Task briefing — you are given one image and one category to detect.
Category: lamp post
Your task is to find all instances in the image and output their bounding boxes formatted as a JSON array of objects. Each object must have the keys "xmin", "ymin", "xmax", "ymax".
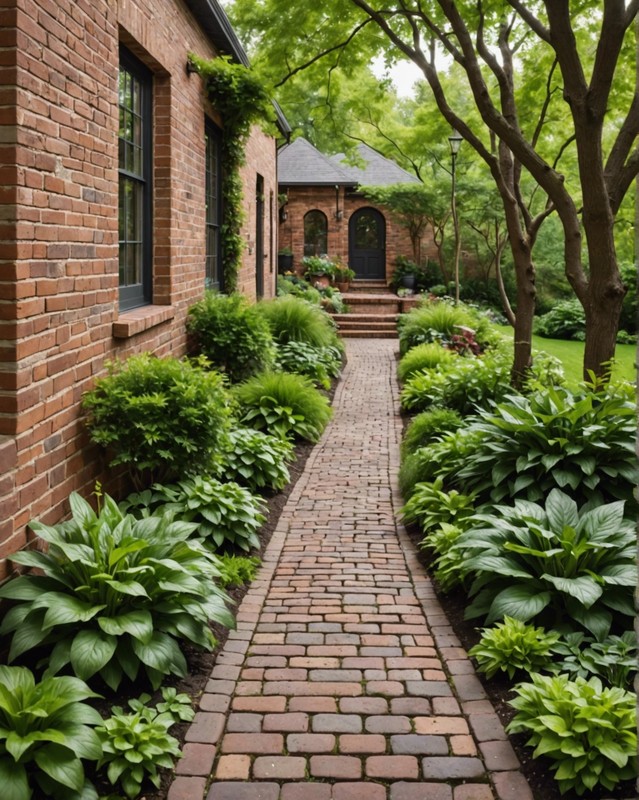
[{"xmin": 448, "ymin": 130, "xmax": 463, "ymax": 305}]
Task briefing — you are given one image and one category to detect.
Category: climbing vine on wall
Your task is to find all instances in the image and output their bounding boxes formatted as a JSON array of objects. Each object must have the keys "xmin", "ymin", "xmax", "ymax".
[{"xmin": 189, "ymin": 54, "xmax": 271, "ymax": 291}]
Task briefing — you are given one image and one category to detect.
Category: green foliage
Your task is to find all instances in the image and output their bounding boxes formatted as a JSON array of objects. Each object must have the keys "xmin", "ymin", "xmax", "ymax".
[
  {"xmin": 275, "ymin": 340, "xmax": 342, "ymax": 389},
  {"xmin": 301, "ymin": 255, "xmax": 337, "ymax": 280},
  {"xmin": 426, "ymin": 523, "xmax": 467, "ymax": 593},
  {"xmin": 400, "ymin": 350, "xmax": 512, "ymax": 416},
  {"xmin": 0, "ymin": 666, "xmax": 102, "ymax": 800},
  {"xmin": 402, "ymin": 477, "xmax": 476, "ymax": 536},
  {"xmin": 277, "ymin": 274, "xmax": 322, "ymax": 305},
  {"xmin": 456, "ymin": 382, "xmax": 638, "ymax": 506},
  {"xmin": 397, "ymin": 342, "xmax": 457, "ymax": 383},
  {"xmin": 215, "ymin": 426, "xmax": 293, "ymax": 491},
  {"xmin": 257, "ymin": 294, "xmax": 341, "ymax": 349},
  {"xmin": 535, "ymin": 298, "xmax": 586, "ymax": 340},
  {"xmin": 124, "ymin": 477, "xmax": 265, "ymax": 553},
  {"xmin": 217, "ymin": 554, "xmax": 261, "ymax": 589},
  {"xmin": 401, "ymin": 408, "xmax": 463, "ymax": 457},
  {"xmin": 550, "ymin": 631, "xmax": 637, "ymax": 690},
  {"xmin": 458, "ymin": 489, "xmax": 636, "ymax": 639},
  {"xmin": 507, "ymin": 673, "xmax": 637, "ymax": 796},
  {"xmin": 187, "ymin": 292, "xmax": 275, "ymax": 383},
  {"xmin": 82, "ymin": 354, "xmax": 230, "ymax": 486},
  {"xmin": 0, "ymin": 492, "xmax": 233, "ymax": 690},
  {"xmin": 234, "ymin": 371, "xmax": 332, "ymax": 442},
  {"xmin": 189, "ymin": 54, "xmax": 271, "ymax": 289},
  {"xmin": 469, "ymin": 617, "xmax": 559, "ymax": 680},
  {"xmin": 96, "ymin": 688, "xmax": 193, "ymax": 799},
  {"xmin": 618, "ymin": 261, "xmax": 637, "ymax": 335},
  {"xmin": 398, "ymin": 299, "xmax": 498, "ymax": 355}
]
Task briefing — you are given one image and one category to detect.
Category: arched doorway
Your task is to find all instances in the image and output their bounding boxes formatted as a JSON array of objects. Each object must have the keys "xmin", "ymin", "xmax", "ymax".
[{"xmin": 349, "ymin": 207, "xmax": 386, "ymax": 280}]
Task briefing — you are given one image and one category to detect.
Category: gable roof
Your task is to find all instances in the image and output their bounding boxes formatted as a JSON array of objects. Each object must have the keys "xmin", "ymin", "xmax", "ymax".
[
  {"xmin": 278, "ymin": 138, "xmax": 419, "ymax": 187},
  {"xmin": 329, "ymin": 143, "xmax": 419, "ymax": 185}
]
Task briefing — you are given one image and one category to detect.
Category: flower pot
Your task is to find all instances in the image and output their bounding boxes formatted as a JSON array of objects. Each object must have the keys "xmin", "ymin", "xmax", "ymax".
[
  {"xmin": 335, "ymin": 281, "xmax": 350, "ymax": 293},
  {"xmin": 278, "ymin": 253, "xmax": 294, "ymax": 273},
  {"xmin": 400, "ymin": 274, "xmax": 417, "ymax": 290}
]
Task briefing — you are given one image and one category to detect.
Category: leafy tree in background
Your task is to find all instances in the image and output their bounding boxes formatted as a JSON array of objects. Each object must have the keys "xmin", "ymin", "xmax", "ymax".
[{"xmin": 227, "ymin": 0, "xmax": 638, "ymax": 383}]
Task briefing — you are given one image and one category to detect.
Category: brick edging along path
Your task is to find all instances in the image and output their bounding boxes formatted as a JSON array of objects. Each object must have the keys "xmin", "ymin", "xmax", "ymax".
[{"xmin": 168, "ymin": 339, "xmax": 534, "ymax": 800}]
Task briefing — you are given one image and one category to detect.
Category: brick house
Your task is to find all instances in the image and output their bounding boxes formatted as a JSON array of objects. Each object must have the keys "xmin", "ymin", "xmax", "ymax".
[
  {"xmin": 0, "ymin": 0, "xmax": 288, "ymax": 575},
  {"xmin": 278, "ymin": 137, "xmax": 434, "ymax": 282}
]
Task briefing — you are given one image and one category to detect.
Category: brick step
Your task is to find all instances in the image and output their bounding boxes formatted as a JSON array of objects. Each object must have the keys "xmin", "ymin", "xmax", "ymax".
[
  {"xmin": 332, "ymin": 313, "xmax": 399, "ymax": 323},
  {"xmin": 337, "ymin": 322, "xmax": 397, "ymax": 333},
  {"xmin": 348, "ymin": 280, "xmax": 389, "ymax": 294},
  {"xmin": 339, "ymin": 329, "xmax": 398, "ymax": 338}
]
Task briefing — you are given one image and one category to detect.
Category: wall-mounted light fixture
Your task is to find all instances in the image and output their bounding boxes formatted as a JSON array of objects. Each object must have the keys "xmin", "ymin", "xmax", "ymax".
[
  {"xmin": 334, "ymin": 185, "xmax": 343, "ymax": 221},
  {"xmin": 279, "ymin": 191, "xmax": 289, "ymax": 223},
  {"xmin": 186, "ymin": 57, "xmax": 198, "ymax": 76}
]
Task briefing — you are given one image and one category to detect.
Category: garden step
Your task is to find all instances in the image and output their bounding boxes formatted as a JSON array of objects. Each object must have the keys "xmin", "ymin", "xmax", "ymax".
[
  {"xmin": 332, "ymin": 313, "xmax": 400, "ymax": 323},
  {"xmin": 348, "ymin": 280, "xmax": 389, "ymax": 293},
  {"xmin": 338, "ymin": 328, "xmax": 398, "ymax": 338}
]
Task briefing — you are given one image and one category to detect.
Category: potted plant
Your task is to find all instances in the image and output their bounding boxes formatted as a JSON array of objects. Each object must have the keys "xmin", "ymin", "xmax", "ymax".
[
  {"xmin": 334, "ymin": 265, "xmax": 356, "ymax": 292},
  {"xmin": 390, "ymin": 256, "xmax": 419, "ymax": 293},
  {"xmin": 301, "ymin": 255, "xmax": 337, "ymax": 288},
  {"xmin": 278, "ymin": 247, "xmax": 294, "ymax": 274}
]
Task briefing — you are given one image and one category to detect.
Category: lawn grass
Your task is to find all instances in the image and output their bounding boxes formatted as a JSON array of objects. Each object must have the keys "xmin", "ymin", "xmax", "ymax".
[{"xmin": 495, "ymin": 325, "xmax": 637, "ymax": 386}]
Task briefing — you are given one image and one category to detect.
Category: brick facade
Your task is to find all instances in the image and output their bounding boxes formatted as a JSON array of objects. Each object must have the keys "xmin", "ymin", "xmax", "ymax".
[
  {"xmin": 278, "ymin": 185, "xmax": 437, "ymax": 282},
  {"xmin": 0, "ymin": 0, "xmax": 279, "ymax": 576}
]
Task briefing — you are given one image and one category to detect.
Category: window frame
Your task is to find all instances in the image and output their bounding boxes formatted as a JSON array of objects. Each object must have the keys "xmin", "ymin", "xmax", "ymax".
[
  {"xmin": 118, "ymin": 46, "xmax": 153, "ymax": 311},
  {"xmin": 204, "ymin": 119, "xmax": 223, "ymax": 291},
  {"xmin": 303, "ymin": 209, "xmax": 328, "ymax": 257}
]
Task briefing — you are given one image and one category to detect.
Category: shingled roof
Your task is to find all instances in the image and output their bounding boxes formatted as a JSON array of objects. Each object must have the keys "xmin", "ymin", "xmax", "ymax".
[{"xmin": 278, "ymin": 138, "xmax": 419, "ymax": 187}]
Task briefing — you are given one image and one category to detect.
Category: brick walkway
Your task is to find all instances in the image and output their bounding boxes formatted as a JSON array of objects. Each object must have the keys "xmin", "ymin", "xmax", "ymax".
[{"xmin": 168, "ymin": 339, "xmax": 534, "ymax": 800}]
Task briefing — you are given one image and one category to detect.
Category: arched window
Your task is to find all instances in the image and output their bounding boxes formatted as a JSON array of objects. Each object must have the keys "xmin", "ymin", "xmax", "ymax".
[{"xmin": 304, "ymin": 210, "xmax": 328, "ymax": 256}]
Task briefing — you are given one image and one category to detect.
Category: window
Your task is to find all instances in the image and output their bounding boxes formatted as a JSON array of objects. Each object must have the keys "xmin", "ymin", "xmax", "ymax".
[
  {"xmin": 205, "ymin": 121, "xmax": 222, "ymax": 290},
  {"xmin": 304, "ymin": 210, "xmax": 328, "ymax": 256},
  {"xmin": 118, "ymin": 48, "xmax": 152, "ymax": 311}
]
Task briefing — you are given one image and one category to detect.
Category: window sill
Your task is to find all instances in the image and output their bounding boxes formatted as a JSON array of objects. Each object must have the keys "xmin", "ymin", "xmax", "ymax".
[{"xmin": 112, "ymin": 305, "xmax": 175, "ymax": 339}]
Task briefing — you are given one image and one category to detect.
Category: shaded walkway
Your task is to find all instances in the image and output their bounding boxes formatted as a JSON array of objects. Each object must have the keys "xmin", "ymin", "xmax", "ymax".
[{"xmin": 169, "ymin": 339, "xmax": 533, "ymax": 800}]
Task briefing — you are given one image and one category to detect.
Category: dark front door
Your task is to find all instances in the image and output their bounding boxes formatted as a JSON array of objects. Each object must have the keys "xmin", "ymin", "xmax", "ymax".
[
  {"xmin": 255, "ymin": 174, "xmax": 264, "ymax": 298},
  {"xmin": 349, "ymin": 207, "xmax": 386, "ymax": 280}
]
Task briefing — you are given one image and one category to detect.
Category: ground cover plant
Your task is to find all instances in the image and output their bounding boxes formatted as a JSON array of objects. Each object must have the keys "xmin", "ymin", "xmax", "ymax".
[
  {"xmin": 82, "ymin": 354, "xmax": 230, "ymax": 486},
  {"xmin": 400, "ymin": 408, "xmax": 463, "ymax": 458},
  {"xmin": 469, "ymin": 617, "xmax": 559, "ymax": 680},
  {"xmin": 0, "ymin": 492, "xmax": 233, "ymax": 690},
  {"xmin": 215, "ymin": 426, "xmax": 294, "ymax": 492},
  {"xmin": 275, "ymin": 340, "xmax": 342, "ymax": 389},
  {"xmin": 186, "ymin": 292, "xmax": 275, "ymax": 383},
  {"xmin": 123, "ymin": 476, "xmax": 265, "ymax": 553},
  {"xmin": 397, "ymin": 341, "xmax": 457, "ymax": 383},
  {"xmin": 257, "ymin": 293, "xmax": 342, "ymax": 350},
  {"xmin": 397, "ymin": 297, "xmax": 498, "ymax": 355},
  {"xmin": 234, "ymin": 370, "xmax": 332, "ymax": 442}
]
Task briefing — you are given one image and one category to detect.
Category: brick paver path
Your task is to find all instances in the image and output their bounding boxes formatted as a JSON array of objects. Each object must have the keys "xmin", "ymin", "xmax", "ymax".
[{"xmin": 169, "ymin": 339, "xmax": 534, "ymax": 800}]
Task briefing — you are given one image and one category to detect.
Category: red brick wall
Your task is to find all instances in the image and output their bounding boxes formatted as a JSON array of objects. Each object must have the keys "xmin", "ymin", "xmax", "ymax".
[
  {"xmin": 0, "ymin": 0, "xmax": 278, "ymax": 576},
  {"xmin": 278, "ymin": 185, "xmax": 438, "ymax": 281}
]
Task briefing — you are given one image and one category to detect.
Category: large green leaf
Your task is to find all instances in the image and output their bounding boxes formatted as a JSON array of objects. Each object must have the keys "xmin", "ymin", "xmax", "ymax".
[
  {"xmin": 485, "ymin": 585, "xmax": 551, "ymax": 624},
  {"xmin": 104, "ymin": 579, "xmax": 149, "ymax": 597},
  {"xmin": 53, "ymin": 724, "xmax": 103, "ymax": 761},
  {"xmin": 131, "ymin": 632, "xmax": 184, "ymax": 673},
  {"xmin": 0, "ymin": 758, "xmax": 29, "ymax": 800},
  {"xmin": 70, "ymin": 630, "xmax": 117, "ymax": 680},
  {"xmin": 39, "ymin": 594, "xmax": 105, "ymax": 630},
  {"xmin": 68, "ymin": 492, "xmax": 97, "ymax": 531},
  {"xmin": 98, "ymin": 611, "xmax": 153, "ymax": 643},
  {"xmin": 542, "ymin": 574, "xmax": 603, "ymax": 608},
  {"xmin": 8, "ymin": 616, "xmax": 50, "ymax": 661},
  {"xmin": 545, "ymin": 489, "xmax": 579, "ymax": 532},
  {"xmin": 34, "ymin": 743, "xmax": 84, "ymax": 790}
]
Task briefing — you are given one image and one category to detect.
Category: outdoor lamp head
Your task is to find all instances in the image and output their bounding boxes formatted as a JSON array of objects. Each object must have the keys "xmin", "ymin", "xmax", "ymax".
[{"xmin": 448, "ymin": 130, "xmax": 463, "ymax": 156}]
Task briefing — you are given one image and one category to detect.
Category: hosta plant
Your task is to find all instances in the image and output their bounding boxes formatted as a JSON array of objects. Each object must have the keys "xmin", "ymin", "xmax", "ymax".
[
  {"xmin": 469, "ymin": 616, "xmax": 559, "ymax": 680},
  {"xmin": 423, "ymin": 523, "xmax": 467, "ymax": 593},
  {"xmin": 507, "ymin": 673, "xmax": 637, "ymax": 796},
  {"xmin": 124, "ymin": 476, "xmax": 265, "ymax": 552},
  {"xmin": 215, "ymin": 426, "xmax": 293, "ymax": 492},
  {"xmin": 0, "ymin": 492, "xmax": 233, "ymax": 690},
  {"xmin": 550, "ymin": 631, "xmax": 637, "ymax": 690},
  {"xmin": 96, "ymin": 688, "xmax": 193, "ymax": 799},
  {"xmin": 234, "ymin": 371, "xmax": 332, "ymax": 442},
  {"xmin": 402, "ymin": 477, "xmax": 476, "ymax": 537},
  {"xmin": 458, "ymin": 489, "xmax": 636, "ymax": 639},
  {"xmin": 456, "ymin": 382, "xmax": 638, "ymax": 506},
  {"xmin": 275, "ymin": 340, "xmax": 342, "ymax": 389},
  {"xmin": 0, "ymin": 666, "xmax": 102, "ymax": 800}
]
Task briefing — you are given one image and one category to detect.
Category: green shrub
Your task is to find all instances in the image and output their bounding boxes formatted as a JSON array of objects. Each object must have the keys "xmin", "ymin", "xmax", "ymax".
[
  {"xmin": 400, "ymin": 350, "xmax": 512, "ymax": 416},
  {"xmin": 123, "ymin": 476, "xmax": 265, "ymax": 553},
  {"xmin": 82, "ymin": 354, "xmax": 231, "ymax": 485},
  {"xmin": 458, "ymin": 489, "xmax": 636, "ymax": 639},
  {"xmin": 215, "ymin": 426, "xmax": 293, "ymax": 492},
  {"xmin": 469, "ymin": 617, "xmax": 559, "ymax": 680},
  {"xmin": 550, "ymin": 631, "xmax": 637, "ymax": 690},
  {"xmin": 186, "ymin": 292, "xmax": 275, "ymax": 383},
  {"xmin": 257, "ymin": 294, "xmax": 341, "ymax": 349},
  {"xmin": 402, "ymin": 477, "xmax": 476, "ymax": 536},
  {"xmin": 401, "ymin": 408, "xmax": 463, "ymax": 457},
  {"xmin": 275, "ymin": 340, "xmax": 342, "ymax": 389},
  {"xmin": 398, "ymin": 298, "xmax": 498, "ymax": 355},
  {"xmin": 535, "ymin": 298, "xmax": 586, "ymax": 340},
  {"xmin": 507, "ymin": 673, "xmax": 637, "ymax": 795},
  {"xmin": 397, "ymin": 343, "xmax": 457, "ymax": 383},
  {"xmin": 217, "ymin": 554, "xmax": 261, "ymax": 588},
  {"xmin": 456, "ymin": 382, "xmax": 638, "ymax": 506},
  {"xmin": 0, "ymin": 666, "xmax": 102, "ymax": 800},
  {"xmin": 234, "ymin": 371, "xmax": 332, "ymax": 442},
  {"xmin": 277, "ymin": 275, "xmax": 322, "ymax": 305},
  {"xmin": 96, "ymin": 689, "xmax": 193, "ymax": 799},
  {"xmin": 0, "ymin": 492, "xmax": 233, "ymax": 690},
  {"xmin": 422, "ymin": 522, "xmax": 467, "ymax": 593}
]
